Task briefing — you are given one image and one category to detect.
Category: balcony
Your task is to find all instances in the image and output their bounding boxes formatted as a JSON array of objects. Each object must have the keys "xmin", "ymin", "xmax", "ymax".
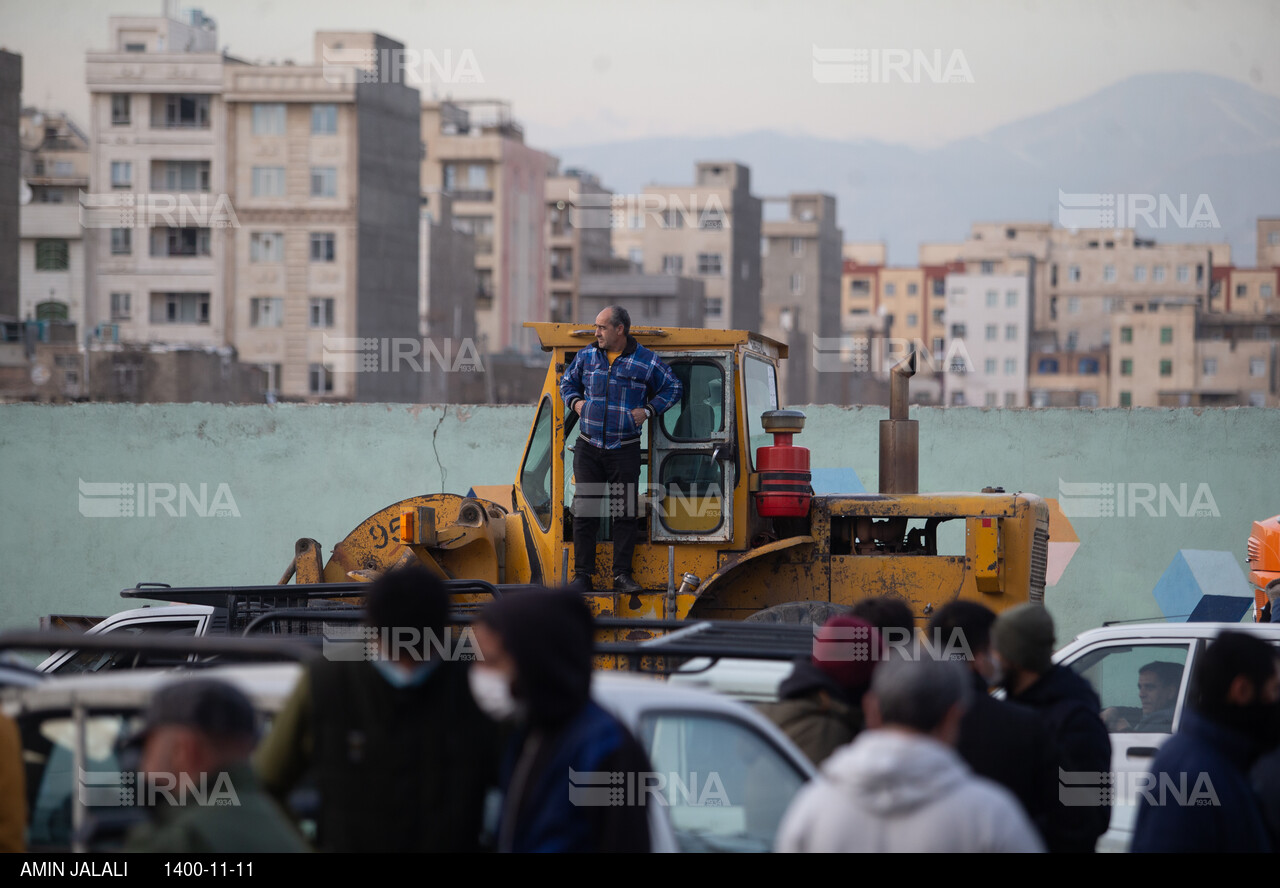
[{"xmin": 452, "ymin": 189, "xmax": 494, "ymax": 203}]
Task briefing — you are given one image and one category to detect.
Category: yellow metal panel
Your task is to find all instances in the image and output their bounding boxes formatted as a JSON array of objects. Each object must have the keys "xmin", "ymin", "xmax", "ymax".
[{"xmin": 972, "ymin": 517, "xmax": 1002, "ymax": 593}]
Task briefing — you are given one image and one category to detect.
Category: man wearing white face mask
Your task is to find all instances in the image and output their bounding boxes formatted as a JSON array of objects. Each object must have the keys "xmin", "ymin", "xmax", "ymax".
[
  {"xmin": 472, "ymin": 588, "xmax": 652, "ymax": 853},
  {"xmin": 255, "ymin": 566, "xmax": 501, "ymax": 852}
]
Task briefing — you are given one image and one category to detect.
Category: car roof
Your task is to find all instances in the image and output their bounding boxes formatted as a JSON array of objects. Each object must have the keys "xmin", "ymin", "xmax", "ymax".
[{"xmin": 1056, "ymin": 621, "xmax": 1280, "ymax": 655}]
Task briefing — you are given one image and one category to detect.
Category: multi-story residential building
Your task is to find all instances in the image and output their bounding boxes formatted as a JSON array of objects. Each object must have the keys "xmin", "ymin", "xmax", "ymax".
[
  {"xmin": 223, "ymin": 31, "xmax": 420, "ymax": 401},
  {"xmin": 1258, "ymin": 218, "xmax": 1280, "ymax": 269},
  {"xmin": 18, "ymin": 110, "xmax": 90, "ymax": 331},
  {"xmin": 85, "ymin": 7, "xmax": 227, "ymax": 351},
  {"xmin": 942, "ymin": 274, "xmax": 1030, "ymax": 407},
  {"xmin": 421, "ymin": 100, "xmax": 554, "ymax": 354},
  {"xmin": 761, "ymin": 193, "xmax": 842, "ymax": 404},
  {"xmin": 546, "ymin": 168, "xmax": 612, "ymax": 324},
  {"xmin": 419, "ymin": 189, "xmax": 478, "ymax": 403},
  {"xmin": 578, "ymin": 269, "xmax": 706, "ymax": 330},
  {"xmin": 0, "ymin": 51, "xmax": 20, "ymax": 320},
  {"xmin": 639, "ymin": 161, "xmax": 762, "ymax": 331}
]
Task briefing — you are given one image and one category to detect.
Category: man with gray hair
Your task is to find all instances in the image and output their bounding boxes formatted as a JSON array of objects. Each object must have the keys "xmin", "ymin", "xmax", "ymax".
[{"xmin": 775, "ymin": 657, "xmax": 1044, "ymax": 852}]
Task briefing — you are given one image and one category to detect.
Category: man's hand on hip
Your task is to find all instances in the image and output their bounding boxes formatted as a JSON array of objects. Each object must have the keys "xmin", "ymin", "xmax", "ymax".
[
  {"xmin": 630, "ymin": 407, "xmax": 647, "ymax": 426},
  {"xmin": 573, "ymin": 401, "xmax": 583, "ymax": 415}
]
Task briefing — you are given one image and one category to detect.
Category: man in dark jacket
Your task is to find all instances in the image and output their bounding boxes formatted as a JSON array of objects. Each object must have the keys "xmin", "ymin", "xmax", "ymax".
[
  {"xmin": 992, "ymin": 603, "xmax": 1112, "ymax": 853},
  {"xmin": 1131, "ymin": 631, "xmax": 1278, "ymax": 853},
  {"xmin": 757, "ymin": 616, "xmax": 878, "ymax": 765},
  {"xmin": 126, "ymin": 679, "xmax": 309, "ymax": 853},
  {"xmin": 472, "ymin": 588, "xmax": 652, "ymax": 852},
  {"xmin": 560, "ymin": 306, "xmax": 681, "ymax": 596},
  {"xmin": 255, "ymin": 566, "xmax": 501, "ymax": 852},
  {"xmin": 927, "ymin": 601, "xmax": 1058, "ymax": 847}
]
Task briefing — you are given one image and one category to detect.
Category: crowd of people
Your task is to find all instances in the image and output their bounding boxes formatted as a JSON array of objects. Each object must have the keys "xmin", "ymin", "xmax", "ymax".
[{"xmin": 4, "ymin": 566, "xmax": 1278, "ymax": 854}]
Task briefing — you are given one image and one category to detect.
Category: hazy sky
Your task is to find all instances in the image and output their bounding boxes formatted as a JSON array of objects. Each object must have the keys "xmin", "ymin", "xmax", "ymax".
[{"xmin": 2, "ymin": 0, "xmax": 1277, "ymax": 149}]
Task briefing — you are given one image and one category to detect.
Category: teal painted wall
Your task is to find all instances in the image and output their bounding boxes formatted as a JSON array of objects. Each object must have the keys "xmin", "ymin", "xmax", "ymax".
[{"xmin": 2, "ymin": 404, "xmax": 1276, "ymax": 646}]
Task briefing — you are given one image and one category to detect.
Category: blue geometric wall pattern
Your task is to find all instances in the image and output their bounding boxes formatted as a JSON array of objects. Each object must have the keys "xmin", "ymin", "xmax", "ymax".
[{"xmin": 1152, "ymin": 549, "xmax": 1254, "ymax": 623}]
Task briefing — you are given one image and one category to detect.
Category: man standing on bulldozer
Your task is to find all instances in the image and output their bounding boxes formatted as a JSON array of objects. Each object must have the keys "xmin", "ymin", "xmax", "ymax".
[{"xmin": 561, "ymin": 306, "xmax": 681, "ymax": 595}]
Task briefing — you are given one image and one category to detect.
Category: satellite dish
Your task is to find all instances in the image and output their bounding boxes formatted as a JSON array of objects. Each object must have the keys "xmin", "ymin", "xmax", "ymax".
[{"xmin": 19, "ymin": 181, "xmax": 32, "ymax": 206}]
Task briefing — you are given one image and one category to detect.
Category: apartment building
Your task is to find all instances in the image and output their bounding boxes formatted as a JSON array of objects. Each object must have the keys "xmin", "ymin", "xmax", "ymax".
[
  {"xmin": 223, "ymin": 32, "xmax": 420, "ymax": 401},
  {"xmin": 18, "ymin": 110, "xmax": 90, "ymax": 331},
  {"xmin": 1258, "ymin": 218, "xmax": 1280, "ymax": 269},
  {"xmin": 546, "ymin": 168, "xmax": 612, "ymax": 324},
  {"xmin": 639, "ymin": 161, "xmax": 762, "ymax": 331},
  {"xmin": 419, "ymin": 189, "xmax": 478, "ymax": 403},
  {"xmin": 942, "ymin": 274, "xmax": 1031, "ymax": 407},
  {"xmin": 85, "ymin": 7, "xmax": 227, "ymax": 351},
  {"xmin": 0, "ymin": 51, "xmax": 20, "ymax": 319},
  {"xmin": 578, "ymin": 270, "xmax": 706, "ymax": 329},
  {"xmin": 760, "ymin": 193, "xmax": 842, "ymax": 404},
  {"xmin": 421, "ymin": 100, "xmax": 554, "ymax": 354}
]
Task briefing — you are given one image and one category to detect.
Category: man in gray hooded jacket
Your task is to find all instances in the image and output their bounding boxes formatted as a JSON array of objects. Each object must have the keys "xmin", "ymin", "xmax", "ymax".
[{"xmin": 774, "ymin": 656, "xmax": 1043, "ymax": 853}]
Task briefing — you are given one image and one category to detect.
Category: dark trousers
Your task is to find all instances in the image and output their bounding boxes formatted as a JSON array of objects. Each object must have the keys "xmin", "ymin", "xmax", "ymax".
[{"xmin": 572, "ymin": 439, "xmax": 641, "ymax": 578}]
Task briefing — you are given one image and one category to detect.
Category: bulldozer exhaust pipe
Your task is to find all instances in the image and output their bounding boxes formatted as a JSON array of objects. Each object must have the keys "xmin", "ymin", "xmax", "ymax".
[{"xmin": 879, "ymin": 351, "xmax": 918, "ymax": 494}]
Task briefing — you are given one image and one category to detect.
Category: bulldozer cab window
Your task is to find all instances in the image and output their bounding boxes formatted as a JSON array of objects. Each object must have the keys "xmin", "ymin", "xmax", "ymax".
[
  {"xmin": 742, "ymin": 354, "xmax": 779, "ymax": 470},
  {"xmin": 520, "ymin": 397, "xmax": 555, "ymax": 531},
  {"xmin": 661, "ymin": 362, "xmax": 725, "ymax": 441}
]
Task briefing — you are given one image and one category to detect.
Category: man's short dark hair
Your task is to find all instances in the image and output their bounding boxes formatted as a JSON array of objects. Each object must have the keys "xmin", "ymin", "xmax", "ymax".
[
  {"xmin": 365, "ymin": 566, "xmax": 449, "ymax": 641},
  {"xmin": 1139, "ymin": 661, "xmax": 1184, "ymax": 689},
  {"xmin": 872, "ymin": 657, "xmax": 970, "ymax": 733},
  {"xmin": 927, "ymin": 600, "xmax": 996, "ymax": 659},
  {"xmin": 1189, "ymin": 631, "xmax": 1277, "ymax": 721},
  {"xmin": 608, "ymin": 305, "xmax": 630, "ymax": 337}
]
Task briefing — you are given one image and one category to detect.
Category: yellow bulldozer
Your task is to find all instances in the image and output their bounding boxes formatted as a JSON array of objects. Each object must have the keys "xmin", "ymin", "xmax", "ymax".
[{"xmin": 278, "ymin": 323, "xmax": 1048, "ymax": 626}]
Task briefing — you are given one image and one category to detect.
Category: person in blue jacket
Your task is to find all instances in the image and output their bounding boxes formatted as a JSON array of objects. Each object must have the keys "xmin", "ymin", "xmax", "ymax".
[
  {"xmin": 559, "ymin": 306, "xmax": 681, "ymax": 595},
  {"xmin": 470, "ymin": 587, "xmax": 653, "ymax": 853},
  {"xmin": 1131, "ymin": 631, "xmax": 1279, "ymax": 853}
]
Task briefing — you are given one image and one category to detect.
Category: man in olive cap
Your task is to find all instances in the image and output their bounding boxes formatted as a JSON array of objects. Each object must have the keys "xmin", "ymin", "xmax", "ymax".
[
  {"xmin": 126, "ymin": 678, "xmax": 309, "ymax": 853},
  {"xmin": 992, "ymin": 603, "xmax": 1111, "ymax": 853}
]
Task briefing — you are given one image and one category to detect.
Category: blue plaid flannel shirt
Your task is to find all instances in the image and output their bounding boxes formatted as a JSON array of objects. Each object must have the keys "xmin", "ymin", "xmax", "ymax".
[{"xmin": 560, "ymin": 337, "xmax": 682, "ymax": 450}]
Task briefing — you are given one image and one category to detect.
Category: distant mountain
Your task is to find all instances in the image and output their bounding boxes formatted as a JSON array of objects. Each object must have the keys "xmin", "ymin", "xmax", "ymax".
[{"xmin": 548, "ymin": 73, "xmax": 1280, "ymax": 266}]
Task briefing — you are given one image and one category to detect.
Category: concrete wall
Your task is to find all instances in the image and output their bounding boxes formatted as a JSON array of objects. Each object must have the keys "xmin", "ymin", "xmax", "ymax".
[{"xmin": 2, "ymin": 404, "xmax": 1277, "ymax": 648}]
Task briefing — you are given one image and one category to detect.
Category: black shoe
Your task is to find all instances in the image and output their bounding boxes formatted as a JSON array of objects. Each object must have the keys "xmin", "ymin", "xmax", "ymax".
[
  {"xmin": 613, "ymin": 574, "xmax": 643, "ymax": 595},
  {"xmin": 568, "ymin": 574, "xmax": 595, "ymax": 593}
]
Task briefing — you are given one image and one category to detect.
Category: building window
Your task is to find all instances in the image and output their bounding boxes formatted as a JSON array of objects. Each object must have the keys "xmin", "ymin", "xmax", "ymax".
[
  {"xmin": 1119, "ymin": 391, "xmax": 1132, "ymax": 407},
  {"xmin": 1031, "ymin": 390, "xmax": 1050, "ymax": 407},
  {"xmin": 310, "ymin": 167, "xmax": 337, "ymax": 198},
  {"xmin": 110, "ymin": 161, "xmax": 131, "ymax": 189},
  {"xmin": 1005, "ymin": 324, "xmax": 1017, "ymax": 341},
  {"xmin": 249, "ymin": 232, "xmax": 283, "ymax": 263},
  {"xmin": 1066, "ymin": 330, "xmax": 1078, "ymax": 350},
  {"xmin": 1160, "ymin": 326, "xmax": 1173, "ymax": 344},
  {"xmin": 984, "ymin": 358, "xmax": 996, "ymax": 375},
  {"xmin": 950, "ymin": 323, "xmax": 966, "ymax": 339},
  {"xmin": 980, "ymin": 261, "xmax": 995, "ymax": 274},
  {"xmin": 1176, "ymin": 265, "xmax": 1189, "ymax": 282},
  {"xmin": 35, "ymin": 239, "xmax": 69, "ymax": 271},
  {"xmin": 985, "ymin": 392, "xmax": 997, "ymax": 407},
  {"xmin": 310, "ymin": 233, "xmax": 336, "ymax": 262},
  {"xmin": 985, "ymin": 324, "xmax": 997, "ymax": 341},
  {"xmin": 1159, "ymin": 359, "xmax": 1172, "ymax": 377},
  {"xmin": 1262, "ymin": 285, "xmax": 1274, "ymax": 300},
  {"xmin": 1203, "ymin": 358, "xmax": 1217, "ymax": 376},
  {"xmin": 311, "ymin": 104, "xmax": 337, "ymax": 135},
  {"xmin": 1134, "ymin": 265, "xmax": 1147, "ymax": 282},
  {"xmin": 1006, "ymin": 290, "xmax": 1017, "ymax": 307},
  {"xmin": 1250, "ymin": 391, "xmax": 1267, "ymax": 406},
  {"xmin": 791, "ymin": 238, "xmax": 803, "ymax": 257},
  {"xmin": 110, "ymin": 292, "xmax": 131, "ymax": 320},
  {"xmin": 110, "ymin": 228, "xmax": 131, "ymax": 255},
  {"xmin": 1068, "ymin": 265, "xmax": 1081, "ymax": 282},
  {"xmin": 252, "ymin": 166, "xmax": 286, "ymax": 197},
  {"xmin": 1270, "ymin": 232, "xmax": 1280, "ymax": 246},
  {"xmin": 696, "ymin": 253, "xmax": 723, "ymax": 275},
  {"xmin": 931, "ymin": 308, "xmax": 944, "ymax": 324},
  {"xmin": 1067, "ymin": 296, "xmax": 1080, "ymax": 315},
  {"xmin": 628, "ymin": 247, "xmax": 642, "ymax": 267},
  {"xmin": 850, "ymin": 279, "xmax": 870, "ymax": 296},
  {"xmin": 1103, "ymin": 265, "xmax": 1116, "ymax": 282},
  {"xmin": 1256, "ymin": 326, "xmax": 1270, "ymax": 340},
  {"xmin": 1004, "ymin": 358, "xmax": 1016, "ymax": 375},
  {"xmin": 1120, "ymin": 326, "xmax": 1133, "ymax": 343},
  {"xmin": 1251, "ymin": 357, "xmax": 1267, "ymax": 377},
  {"xmin": 932, "ymin": 336, "xmax": 944, "ymax": 357},
  {"xmin": 661, "ymin": 254, "xmax": 683, "ymax": 275},
  {"xmin": 1121, "ymin": 358, "xmax": 1133, "ymax": 376},
  {"xmin": 111, "ymin": 94, "xmax": 131, "ymax": 125},
  {"xmin": 790, "ymin": 273, "xmax": 803, "ymax": 296},
  {"xmin": 906, "ymin": 282, "xmax": 918, "ymax": 296},
  {"xmin": 151, "ymin": 292, "xmax": 210, "ymax": 324},
  {"xmin": 884, "ymin": 283, "xmax": 897, "ymax": 296},
  {"xmin": 249, "ymin": 297, "xmax": 284, "ymax": 328},
  {"xmin": 309, "ymin": 297, "xmax": 335, "ymax": 328},
  {"xmin": 906, "ymin": 312, "xmax": 918, "ymax": 327},
  {"xmin": 1236, "ymin": 283, "xmax": 1248, "ymax": 298},
  {"xmin": 252, "ymin": 103, "xmax": 286, "ymax": 135},
  {"xmin": 986, "ymin": 290, "xmax": 997, "ymax": 307},
  {"xmin": 950, "ymin": 391, "xmax": 966, "ymax": 406},
  {"xmin": 150, "ymin": 227, "xmax": 210, "ymax": 257},
  {"xmin": 705, "ymin": 297, "xmax": 723, "ymax": 317},
  {"xmin": 309, "ymin": 363, "xmax": 334, "ymax": 395},
  {"xmin": 154, "ymin": 94, "xmax": 210, "ymax": 128},
  {"xmin": 1004, "ymin": 391, "xmax": 1017, "ymax": 407},
  {"xmin": 661, "ymin": 209, "xmax": 684, "ymax": 229},
  {"xmin": 761, "ymin": 237, "xmax": 769, "ymax": 257},
  {"xmin": 1079, "ymin": 391, "xmax": 1099, "ymax": 407},
  {"xmin": 1151, "ymin": 265, "xmax": 1164, "ymax": 282},
  {"xmin": 155, "ymin": 160, "xmax": 210, "ymax": 192}
]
